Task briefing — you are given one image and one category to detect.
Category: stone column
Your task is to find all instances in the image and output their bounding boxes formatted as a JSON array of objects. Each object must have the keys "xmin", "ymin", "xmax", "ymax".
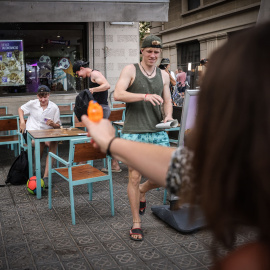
[{"xmin": 199, "ymin": 33, "xmax": 227, "ymax": 59}]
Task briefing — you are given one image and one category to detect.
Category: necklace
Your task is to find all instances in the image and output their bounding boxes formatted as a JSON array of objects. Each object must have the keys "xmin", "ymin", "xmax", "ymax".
[{"xmin": 140, "ymin": 62, "xmax": 156, "ymax": 77}]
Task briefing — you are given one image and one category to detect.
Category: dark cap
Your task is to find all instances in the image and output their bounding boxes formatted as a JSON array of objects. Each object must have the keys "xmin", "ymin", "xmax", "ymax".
[
  {"xmin": 37, "ymin": 85, "xmax": 50, "ymax": 93},
  {"xmin": 73, "ymin": 60, "xmax": 89, "ymax": 74},
  {"xmin": 160, "ymin": 58, "xmax": 170, "ymax": 65},
  {"xmin": 141, "ymin": 35, "xmax": 162, "ymax": 49}
]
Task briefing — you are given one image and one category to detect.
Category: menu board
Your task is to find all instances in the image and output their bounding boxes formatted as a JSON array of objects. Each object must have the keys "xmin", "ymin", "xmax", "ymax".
[{"xmin": 0, "ymin": 40, "xmax": 25, "ymax": 86}]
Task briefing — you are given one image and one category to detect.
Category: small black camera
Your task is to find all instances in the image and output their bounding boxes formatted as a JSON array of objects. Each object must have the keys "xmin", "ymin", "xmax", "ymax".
[{"xmin": 159, "ymin": 64, "xmax": 167, "ymax": 70}]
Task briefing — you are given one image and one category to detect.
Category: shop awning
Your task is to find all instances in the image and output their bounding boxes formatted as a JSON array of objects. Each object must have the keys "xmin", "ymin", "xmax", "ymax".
[{"xmin": 1, "ymin": 0, "xmax": 169, "ymax": 22}]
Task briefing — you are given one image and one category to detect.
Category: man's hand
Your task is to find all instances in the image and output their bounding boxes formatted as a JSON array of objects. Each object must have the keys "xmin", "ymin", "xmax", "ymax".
[
  {"xmin": 163, "ymin": 116, "xmax": 174, "ymax": 123},
  {"xmin": 46, "ymin": 119, "xmax": 57, "ymax": 128},
  {"xmin": 19, "ymin": 122, "xmax": 26, "ymax": 133},
  {"xmin": 144, "ymin": 94, "xmax": 163, "ymax": 106}
]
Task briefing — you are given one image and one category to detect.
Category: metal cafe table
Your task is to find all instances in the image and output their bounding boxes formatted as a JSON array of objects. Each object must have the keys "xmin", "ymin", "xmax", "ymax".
[{"xmin": 27, "ymin": 127, "xmax": 88, "ymax": 199}]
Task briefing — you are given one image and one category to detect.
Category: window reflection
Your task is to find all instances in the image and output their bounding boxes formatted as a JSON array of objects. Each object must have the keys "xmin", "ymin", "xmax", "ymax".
[{"xmin": 0, "ymin": 23, "xmax": 86, "ymax": 96}]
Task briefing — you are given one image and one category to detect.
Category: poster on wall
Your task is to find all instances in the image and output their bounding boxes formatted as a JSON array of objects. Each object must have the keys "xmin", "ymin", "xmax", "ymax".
[{"xmin": 0, "ymin": 40, "xmax": 25, "ymax": 86}]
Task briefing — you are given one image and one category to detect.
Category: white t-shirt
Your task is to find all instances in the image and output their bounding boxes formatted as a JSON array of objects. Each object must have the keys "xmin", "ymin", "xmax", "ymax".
[{"xmin": 21, "ymin": 99, "xmax": 61, "ymax": 130}]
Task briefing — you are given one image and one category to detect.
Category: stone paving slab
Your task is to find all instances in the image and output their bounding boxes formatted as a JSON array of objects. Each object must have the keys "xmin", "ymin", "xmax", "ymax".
[{"xmin": 0, "ymin": 144, "xmax": 256, "ymax": 270}]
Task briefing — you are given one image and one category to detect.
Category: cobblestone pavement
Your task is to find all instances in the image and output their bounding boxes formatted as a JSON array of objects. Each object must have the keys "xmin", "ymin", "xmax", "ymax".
[{"xmin": 0, "ymin": 143, "xmax": 257, "ymax": 270}]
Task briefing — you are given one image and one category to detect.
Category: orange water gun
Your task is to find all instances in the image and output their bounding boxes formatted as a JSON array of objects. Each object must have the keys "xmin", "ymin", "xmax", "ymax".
[{"xmin": 87, "ymin": 100, "xmax": 103, "ymax": 122}]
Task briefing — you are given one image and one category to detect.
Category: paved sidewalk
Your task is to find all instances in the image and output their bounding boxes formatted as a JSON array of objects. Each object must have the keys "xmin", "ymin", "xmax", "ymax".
[{"xmin": 0, "ymin": 143, "xmax": 256, "ymax": 270}]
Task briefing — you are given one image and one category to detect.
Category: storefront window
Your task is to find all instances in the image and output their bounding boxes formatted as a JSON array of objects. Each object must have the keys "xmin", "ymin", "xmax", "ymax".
[
  {"xmin": 188, "ymin": 0, "xmax": 200, "ymax": 11},
  {"xmin": 0, "ymin": 23, "xmax": 87, "ymax": 96}
]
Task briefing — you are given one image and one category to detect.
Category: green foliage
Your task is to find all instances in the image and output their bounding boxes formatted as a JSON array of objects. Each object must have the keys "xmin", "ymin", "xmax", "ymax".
[{"xmin": 139, "ymin": 22, "xmax": 150, "ymax": 40}]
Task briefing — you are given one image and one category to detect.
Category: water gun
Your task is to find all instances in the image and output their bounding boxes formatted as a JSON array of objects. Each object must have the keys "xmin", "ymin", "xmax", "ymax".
[{"xmin": 87, "ymin": 100, "xmax": 103, "ymax": 122}]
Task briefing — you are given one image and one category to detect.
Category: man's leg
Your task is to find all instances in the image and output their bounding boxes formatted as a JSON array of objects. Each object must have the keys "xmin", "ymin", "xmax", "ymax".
[
  {"xmin": 111, "ymin": 158, "xmax": 121, "ymax": 171},
  {"xmin": 43, "ymin": 141, "xmax": 57, "ymax": 178},
  {"xmin": 39, "ymin": 142, "xmax": 46, "ymax": 158},
  {"xmin": 30, "ymin": 140, "xmax": 46, "ymax": 174},
  {"xmin": 138, "ymin": 131, "xmax": 169, "ymax": 212},
  {"xmin": 139, "ymin": 180, "xmax": 160, "ymax": 204},
  {"xmin": 102, "ymin": 158, "xmax": 121, "ymax": 172},
  {"xmin": 128, "ymin": 166, "xmax": 143, "ymax": 240}
]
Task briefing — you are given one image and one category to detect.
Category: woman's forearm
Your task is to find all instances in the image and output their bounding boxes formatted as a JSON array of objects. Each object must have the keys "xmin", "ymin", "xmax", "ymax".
[
  {"xmin": 81, "ymin": 115, "xmax": 175, "ymax": 186},
  {"xmin": 109, "ymin": 138, "xmax": 175, "ymax": 186}
]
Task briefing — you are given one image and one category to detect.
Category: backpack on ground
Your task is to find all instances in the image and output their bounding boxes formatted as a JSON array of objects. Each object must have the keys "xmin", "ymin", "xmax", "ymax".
[
  {"xmin": 74, "ymin": 89, "xmax": 94, "ymax": 122},
  {"xmin": 5, "ymin": 150, "xmax": 29, "ymax": 185}
]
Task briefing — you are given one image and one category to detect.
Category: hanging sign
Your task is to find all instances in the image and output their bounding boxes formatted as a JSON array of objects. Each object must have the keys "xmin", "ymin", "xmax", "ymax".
[{"xmin": 46, "ymin": 39, "xmax": 70, "ymax": 46}]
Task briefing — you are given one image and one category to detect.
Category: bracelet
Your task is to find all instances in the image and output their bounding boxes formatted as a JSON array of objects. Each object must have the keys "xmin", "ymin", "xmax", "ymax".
[
  {"xmin": 106, "ymin": 137, "xmax": 117, "ymax": 157},
  {"xmin": 144, "ymin": 94, "xmax": 148, "ymax": 101}
]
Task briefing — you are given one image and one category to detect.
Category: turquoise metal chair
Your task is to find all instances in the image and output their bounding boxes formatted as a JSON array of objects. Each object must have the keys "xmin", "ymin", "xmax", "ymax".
[
  {"xmin": 16, "ymin": 117, "xmax": 60, "ymax": 167},
  {"xmin": 57, "ymin": 103, "xmax": 73, "ymax": 127},
  {"xmin": 72, "ymin": 112, "xmax": 86, "ymax": 130},
  {"xmin": 48, "ymin": 137, "xmax": 114, "ymax": 225},
  {"xmin": 0, "ymin": 106, "xmax": 8, "ymax": 115},
  {"xmin": 109, "ymin": 107, "xmax": 126, "ymax": 137},
  {"xmin": 0, "ymin": 117, "xmax": 21, "ymax": 156},
  {"xmin": 109, "ymin": 107, "xmax": 125, "ymax": 121},
  {"xmin": 70, "ymin": 102, "xmax": 75, "ymax": 110}
]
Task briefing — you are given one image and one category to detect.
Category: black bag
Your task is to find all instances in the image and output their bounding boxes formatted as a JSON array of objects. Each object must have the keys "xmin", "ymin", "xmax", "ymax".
[
  {"xmin": 5, "ymin": 150, "xmax": 29, "ymax": 185},
  {"xmin": 74, "ymin": 89, "xmax": 94, "ymax": 122}
]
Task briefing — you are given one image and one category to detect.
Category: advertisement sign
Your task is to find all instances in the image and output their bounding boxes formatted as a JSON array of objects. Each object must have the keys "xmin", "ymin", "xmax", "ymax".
[{"xmin": 0, "ymin": 40, "xmax": 25, "ymax": 86}]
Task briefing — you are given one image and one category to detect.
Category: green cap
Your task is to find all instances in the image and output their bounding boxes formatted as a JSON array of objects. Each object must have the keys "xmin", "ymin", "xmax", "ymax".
[{"xmin": 141, "ymin": 35, "xmax": 162, "ymax": 49}]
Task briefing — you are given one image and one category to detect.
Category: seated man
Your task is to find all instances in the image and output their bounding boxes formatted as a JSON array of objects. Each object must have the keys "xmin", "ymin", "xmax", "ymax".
[{"xmin": 18, "ymin": 85, "xmax": 61, "ymax": 187}]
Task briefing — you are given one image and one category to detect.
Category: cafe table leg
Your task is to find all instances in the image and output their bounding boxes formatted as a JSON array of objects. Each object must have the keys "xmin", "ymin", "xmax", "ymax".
[
  {"xmin": 35, "ymin": 139, "xmax": 42, "ymax": 199},
  {"xmin": 27, "ymin": 133, "xmax": 33, "ymax": 178}
]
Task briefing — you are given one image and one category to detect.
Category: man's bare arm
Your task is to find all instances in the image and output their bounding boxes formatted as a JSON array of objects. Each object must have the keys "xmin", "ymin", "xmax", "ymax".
[
  {"xmin": 114, "ymin": 64, "xmax": 163, "ymax": 105},
  {"xmin": 89, "ymin": 70, "xmax": 110, "ymax": 94},
  {"xmin": 18, "ymin": 107, "xmax": 26, "ymax": 133},
  {"xmin": 81, "ymin": 116, "xmax": 174, "ymax": 186},
  {"xmin": 161, "ymin": 70, "xmax": 173, "ymax": 122}
]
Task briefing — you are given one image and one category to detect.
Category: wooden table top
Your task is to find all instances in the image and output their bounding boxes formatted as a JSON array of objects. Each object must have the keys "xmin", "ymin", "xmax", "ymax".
[{"xmin": 27, "ymin": 128, "xmax": 88, "ymax": 139}]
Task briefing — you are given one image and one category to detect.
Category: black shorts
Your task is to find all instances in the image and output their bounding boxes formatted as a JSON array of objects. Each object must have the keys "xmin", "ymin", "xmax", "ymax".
[{"xmin": 178, "ymin": 86, "xmax": 186, "ymax": 93}]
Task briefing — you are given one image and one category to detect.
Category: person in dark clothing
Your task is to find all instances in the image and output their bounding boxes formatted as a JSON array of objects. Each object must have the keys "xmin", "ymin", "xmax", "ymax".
[
  {"xmin": 73, "ymin": 60, "xmax": 111, "ymax": 118},
  {"xmin": 159, "ymin": 58, "xmax": 176, "ymax": 97},
  {"xmin": 82, "ymin": 22, "xmax": 270, "ymax": 269},
  {"xmin": 73, "ymin": 60, "xmax": 121, "ymax": 172}
]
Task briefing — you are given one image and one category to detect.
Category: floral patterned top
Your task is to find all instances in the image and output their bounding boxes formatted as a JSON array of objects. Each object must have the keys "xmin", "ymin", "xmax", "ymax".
[{"xmin": 166, "ymin": 146, "xmax": 194, "ymax": 195}]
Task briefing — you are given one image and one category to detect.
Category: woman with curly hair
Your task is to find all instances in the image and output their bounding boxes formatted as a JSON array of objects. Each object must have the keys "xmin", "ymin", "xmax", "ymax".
[{"xmin": 82, "ymin": 22, "xmax": 270, "ymax": 269}]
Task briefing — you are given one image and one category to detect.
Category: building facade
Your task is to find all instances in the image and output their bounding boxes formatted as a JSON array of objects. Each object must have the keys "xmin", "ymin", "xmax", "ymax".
[
  {"xmin": 0, "ymin": 0, "xmax": 169, "ymax": 114},
  {"xmin": 151, "ymin": 0, "xmax": 261, "ymax": 88}
]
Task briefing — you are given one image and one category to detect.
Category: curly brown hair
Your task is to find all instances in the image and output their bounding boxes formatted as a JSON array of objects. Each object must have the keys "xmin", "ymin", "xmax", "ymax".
[{"xmin": 187, "ymin": 22, "xmax": 270, "ymax": 250}]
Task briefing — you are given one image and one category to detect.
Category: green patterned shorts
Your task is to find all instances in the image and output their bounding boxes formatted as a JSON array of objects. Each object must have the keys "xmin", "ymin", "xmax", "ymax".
[{"xmin": 121, "ymin": 131, "xmax": 170, "ymax": 146}]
